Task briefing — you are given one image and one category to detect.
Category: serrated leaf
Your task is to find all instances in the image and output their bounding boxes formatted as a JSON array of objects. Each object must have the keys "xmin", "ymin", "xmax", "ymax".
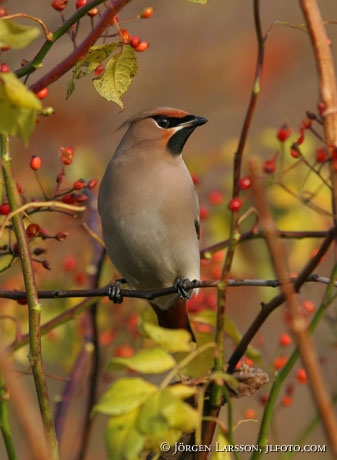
[
  {"xmin": 67, "ymin": 43, "xmax": 119, "ymax": 99},
  {"xmin": 93, "ymin": 45, "xmax": 137, "ymax": 108},
  {"xmin": 0, "ymin": 72, "xmax": 42, "ymax": 143},
  {"xmin": 106, "ymin": 409, "xmax": 145, "ymax": 460},
  {"xmin": 109, "ymin": 348, "xmax": 176, "ymax": 374},
  {"xmin": 141, "ymin": 321, "xmax": 194, "ymax": 353},
  {"xmin": 93, "ymin": 377, "xmax": 156, "ymax": 415},
  {"xmin": 0, "ymin": 19, "xmax": 40, "ymax": 49}
]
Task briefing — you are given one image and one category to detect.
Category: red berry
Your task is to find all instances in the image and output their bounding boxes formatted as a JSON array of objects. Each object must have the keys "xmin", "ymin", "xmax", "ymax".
[
  {"xmin": 16, "ymin": 183, "xmax": 23, "ymax": 194},
  {"xmin": 279, "ymin": 333, "xmax": 292, "ymax": 347},
  {"xmin": 63, "ymin": 255, "xmax": 77, "ymax": 271},
  {"xmin": 208, "ymin": 190, "xmax": 224, "ymax": 205},
  {"xmin": 73, "ymin": 179, "xmax": 85, "ymax": 190},
  {"xmin": 0, "ymin": 202, "xmax": 10, "ymax": 215},
  {"xmin": 194, "ymin": 323, "xmax": 212, "ymax": 334},
  {"xmin": 1, "ymin": 46, "xmax": 10, "ymax": 52},
  {"xmin": 302, "ymin": 299, "xmax": 315, "ymax": 314},
  {"xmin": 113, "ymin": 345, "xmax": 135, "ymax": 358},
  {"xmin": 119, "ymin": 28, "xmax": 131, "ymax": 44},
  {"xmin": 51, "ymin": 0, "xmax": 68, "ymax": 11},
  {"xmin": 62, "ymin": 193, "xmax": 78, "ymax": 204},
  {"xmin": 281, "ymin": 395, "xmax": 293, "ymax": 407},
  {"xmin": 263, "ymin": 158, "xmax": 276, "ymax": 174},
  {"xmin": 0, "ymin": 7, "xmax": 8, "ymax": 17},
  {"xmin": 87, "ymin": 178, "xmax": 98, "ymax": 189},
  {"xmin": 316, "ymin": 147, "xmax": 328, "ymax": 163},
  {"xmin": 273, "ymin": 355, "xmax": 288, "ymax": 370},
  {"xmin": 317, "ymin": 101, "xmax": 326, "ymax": 115},
  {"xmin": 130, "ymin": 36, "xmax": 141, "ymax": 49},
  {"xmin": 94, "ymin": 64, "xmax": 104, "ymax": 76},
  {"xmin": 30, "ymin": 155, "xmax": 42, "ymax": 171},
  {"xmin": 26, "ymin": 223, "xmax": 40, "ymax": 238},
  {"xmin": 134, "ymin": 40, "xmax": 149, "ymax": 52},
  {"xmin": 228, "ymin": 197, "xmax": 242, "ymax": 212},
  {"xmin": 87, "ymin": 7, "xmax": 99, "ymax": 17},
  {"xmin": 0, "ymin": 63, "xmax": 9, "ymax": 73},
  {"xmin": 190, "ymin": 172, "xmax": 199, "ymax": 186},
  {"xmin": 238, "ymin": 176, "xmax": 252, "ymax": 190},
  {"xmin": 58, "ymin": 146, "xmax": 74, "ymax": 165},
  {"xmin": 36, "ymin": 87, "xmax": 49, "ymax": 100},
  {"xmin": 199, "ymin": 205, "xmax": 209, "ymax": 220},
  {"xmin": 243, "ymin": 408, "xmax": 257, "ymax": 419},
  {"xmin": 76, "ymin": 194, "xmax": 88, "ymax": 202},
  {"xmin": 76, "ymin": 0, "xmax": 87, "ymax": 8},
  {"xmin": 296, "ymin": 368, "xmax": 307, "ymax": 384},
  {"xmin": 140, "ymin": 6, "xmax": 154, "ymax": 19},
  {"xmin": 277, "ymin": 124, "xmax": 292, "ymax": 142},
  {"xmin": 290, "ymin": 143, "xmax": 301, "ymax": 158},
  {"xmin": 55, "ymin": 231, "xmax": 68, "ymax": 241}
]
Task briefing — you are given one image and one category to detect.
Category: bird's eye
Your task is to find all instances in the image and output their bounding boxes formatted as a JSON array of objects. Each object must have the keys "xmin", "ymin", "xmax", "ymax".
[{"xmin": 154, "ymin": 116, "xmax": 171, "ymax": 129}]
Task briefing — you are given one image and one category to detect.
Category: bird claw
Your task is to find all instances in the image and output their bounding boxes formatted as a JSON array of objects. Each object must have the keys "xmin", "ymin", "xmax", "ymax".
[
  {"xmin": 174, "ymin": 278, "xmax": 193, "ymax": 300},
  {"xmin": 107, "ymin": 279, "xmax": 126, "ymax": 304}
]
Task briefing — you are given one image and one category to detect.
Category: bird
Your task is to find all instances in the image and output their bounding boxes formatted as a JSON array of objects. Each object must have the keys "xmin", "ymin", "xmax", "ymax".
[{"xmin": 98, "ymin": 107, "xmax": 207, "ymax": 341}]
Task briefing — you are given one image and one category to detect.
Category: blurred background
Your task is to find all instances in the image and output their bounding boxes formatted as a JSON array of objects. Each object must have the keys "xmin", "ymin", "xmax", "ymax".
[{"xmin": 1, "ymin": 0, "xmax": 337, "ymax": 459}]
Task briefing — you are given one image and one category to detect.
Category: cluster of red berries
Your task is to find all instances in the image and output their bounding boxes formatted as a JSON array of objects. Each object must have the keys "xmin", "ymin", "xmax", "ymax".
[{"xmin": 264, "ymin": 103, "xmax": 332, "ymax": 174}]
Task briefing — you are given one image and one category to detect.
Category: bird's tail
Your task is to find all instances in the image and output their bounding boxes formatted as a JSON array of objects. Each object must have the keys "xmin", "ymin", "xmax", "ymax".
[{"xmin": 150, "ymin": 298, "xmax": 196, "ymax": 342}]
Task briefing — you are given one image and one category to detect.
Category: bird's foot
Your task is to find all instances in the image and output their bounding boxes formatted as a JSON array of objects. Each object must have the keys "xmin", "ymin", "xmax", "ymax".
[
  {"xmin": 107, "ymin": 278, "xmax": 127, "ymax": 304},
  {"xmin": 174, "ymin": 278, "xmax": 193, "ymax": 300}
]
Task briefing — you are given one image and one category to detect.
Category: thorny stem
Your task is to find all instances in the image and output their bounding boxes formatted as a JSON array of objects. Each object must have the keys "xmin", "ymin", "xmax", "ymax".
[{"xmin": 1, "ymin": 135, "xmax": 59, "ymax": 459}]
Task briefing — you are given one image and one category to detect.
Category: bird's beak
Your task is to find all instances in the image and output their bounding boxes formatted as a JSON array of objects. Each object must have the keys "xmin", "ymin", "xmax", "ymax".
[{"xmin": 192, "ymin": 116, "xmax": 208, "ymax": 127}]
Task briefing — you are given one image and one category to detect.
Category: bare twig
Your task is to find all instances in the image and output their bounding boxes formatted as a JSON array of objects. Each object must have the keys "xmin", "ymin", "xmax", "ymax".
[{"xmin": 0, "ymin": 346, "xmax": 50, "ymax": 460}]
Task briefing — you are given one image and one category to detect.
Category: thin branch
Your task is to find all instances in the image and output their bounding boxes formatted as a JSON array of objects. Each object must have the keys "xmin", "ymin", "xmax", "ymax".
[
  {"xmin": 0, "ymin": 200, "xmax": 85, "ymax": 240},
  {"xmin": 0, "ymin": 347, "xmax": 50, "ymax": 460},
  {"xmin": 1, "ymin": 135, "xmax": 59, "ymax": 460},
  {"xmin": 200, "ymin": 229, "xmax": 328, "ymax": 257},
  {"xmin": 299, "ymin": 0, "xmax": 337, "ymax": 226},
  {"xmin": 0, "ymin": 273, "xmax": 335, "ymax": 303},
  {"xmin": 2, "ymin": 13, "xmax": 53, "ymax": 41},
  {"xmin": 227, "ymin": 221, "xmax": 337, "ymax": 373},
  {"xmin": 20, "ymin": 0, "xmax": 132, "ymax": 93}
]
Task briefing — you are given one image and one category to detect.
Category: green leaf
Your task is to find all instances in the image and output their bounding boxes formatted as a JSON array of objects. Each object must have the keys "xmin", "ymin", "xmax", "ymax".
[
  {"xmin": 108, "ymin": 348, "xmax": 176, "ymax": 374},
  {"xmin": 93, "ymin": 377, "xmax": 156, "ymax": 416},
  {"xmin": 141, "ymin": 321, "xmax": 194, "ymax": 353},
  {"xmin": 67, "ymin": 43, "xmax": 119, "ymax": 99},
  {"xmin": 137, "ymin": 389, "xmax": 198, "ymax": 449},
  {"xmin": 0, "ymin": 19, "xmax": 40, "ymax": 49},
  {"xmin": 0, "ymin": 72, "xmax": 42, "ymax": 143},
  {"xmin": 168, "ymin": 383, "xmax": 196, "ymax": 400},
  {"xmin": 106, "ymin": 409, "xmax": 145, "ymax": 460},
  {"xmin": 186, "ymin": 0, "xmax": 207, "ymax": 3},
  {"xmin": 93, "ymin": 45, "xmax": 138, "ymax": 109}
]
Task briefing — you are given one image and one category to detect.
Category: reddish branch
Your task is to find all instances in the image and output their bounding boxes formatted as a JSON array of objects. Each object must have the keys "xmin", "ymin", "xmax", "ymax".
[{"xmin": 28, "ymin": 0, "xmax": 132, "ymax": 93}]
